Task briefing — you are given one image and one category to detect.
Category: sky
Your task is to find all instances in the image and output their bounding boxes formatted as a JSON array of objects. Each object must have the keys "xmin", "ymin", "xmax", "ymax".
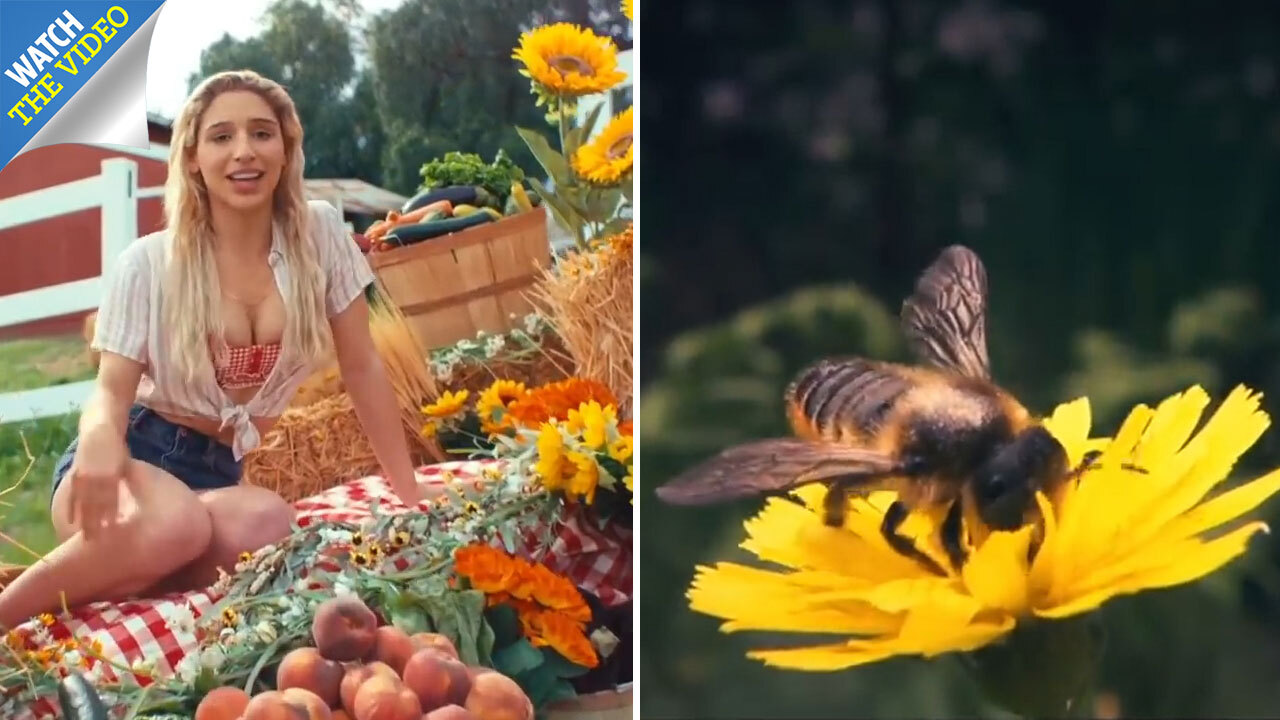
[{"xmin": 145, "ymin": 0, "xmax": 404, "ymax": 120}]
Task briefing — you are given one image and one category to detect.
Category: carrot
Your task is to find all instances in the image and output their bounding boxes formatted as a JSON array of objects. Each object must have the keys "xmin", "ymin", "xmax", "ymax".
[{"xmin": 395, "ymin": 200, "xmax": 453, "ymax": 225}]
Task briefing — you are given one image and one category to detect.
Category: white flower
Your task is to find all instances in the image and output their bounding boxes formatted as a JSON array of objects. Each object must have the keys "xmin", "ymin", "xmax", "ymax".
[
  {"xmin": 334, "ymin": 576, "xmax": 356, "ymax": 597},
  {"xmin": 174, "ymin": 654, "xmax": 200, "ymax": 683},
  {"xmin": 253, "ymin": 621, "xmax": 278, "ymax": 645},
  {"xmin": 483, "ymin": 334, "xmax": 506, "ymax": 358},
  {"xmin": 30, "ymin": 626, "xmax": 52, "ymax": 648},
  {"xmin": 160, "ymin": 603, "xmax": 197, "ymax": 637},
  {"xmin": 62, "ymin": 649, "xmax": 83, "ymax": 670},
  {"xmin": 199, "ymin": 644, "xmax": 226, "ymax": 671},
  {"xmin": 130, "ymin": 657, "xmax": 155, "ymax": 676},
  {"xmin": 317, "ymin": 527, "xmax": 354, "ymax": 547},
  {"xmin": 523, "ymin": 313, "xmax": 542, "ymax": 335},
  {"xmin": 219, "ymin": 627, "xmax": 239, "ymax": 646}
]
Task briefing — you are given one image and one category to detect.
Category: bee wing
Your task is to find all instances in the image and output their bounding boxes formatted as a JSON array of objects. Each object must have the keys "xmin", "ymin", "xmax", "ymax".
[
  {"xmin": 655, "ymin": 438, "xmax": 900, "ymax": 505},
  {"xmin": 901, "ymin": 244, "xmax": 992, "ymax": 379}
]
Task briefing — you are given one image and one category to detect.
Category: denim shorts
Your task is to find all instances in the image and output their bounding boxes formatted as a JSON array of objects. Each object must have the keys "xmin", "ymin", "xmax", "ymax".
[{"xmin": 51, "ymin": 404, "xmax": 242, "ymax": 505}]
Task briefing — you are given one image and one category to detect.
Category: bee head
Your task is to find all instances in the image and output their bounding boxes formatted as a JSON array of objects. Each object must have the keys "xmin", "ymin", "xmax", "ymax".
[{"xmin": 974, "ymin": 426, "xmax": 1068, "ymax": 530}]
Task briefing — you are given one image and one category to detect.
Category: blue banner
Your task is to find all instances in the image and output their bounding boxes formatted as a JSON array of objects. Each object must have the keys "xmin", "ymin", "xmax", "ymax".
[{"xmin": 1, "ymin": 0, "xmax": 165, "ymax": 168}]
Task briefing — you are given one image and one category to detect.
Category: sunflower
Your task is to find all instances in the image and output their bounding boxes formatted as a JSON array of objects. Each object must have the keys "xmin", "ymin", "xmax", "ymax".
[
  {"xmin": 565, "ymin": 450, "xmax": 600, "ymax": 504},
  {"xmin": 534, "ymin": 423, "xmax": 568, "ymax": 491},
  {"xmin": 566, "ymin": 399, "xmax": 618, "ymax": 448},
  {"xmin": 687, "ymin": 385, "xmax": 1280, "ymax": 670},
  {"xmin": 422, "ymin": 389, "xmax": 470, "ymax": 418},
  {"xmin": 477, "ymin": 379, "xmax": 529, "ymax": 434},
  {"xmin": 608, "ymin": 435, "xmax": 633, "ymax": 464},
  {"xmin": 622, "ymin": 0, "xmax": 633, "ymax": 21},
  {"xmin": 512, "ymin": 23, "xmax": 627, "ymax": 98},
  {"xmin": 573, "ymin": 107, "xmax": 633, "ymax": 185}
]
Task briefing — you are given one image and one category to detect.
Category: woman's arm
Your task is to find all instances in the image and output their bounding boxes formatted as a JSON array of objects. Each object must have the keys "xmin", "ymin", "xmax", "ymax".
[
  {"xmin": 69, "ymin": 352, "xmax": 143, "ymax": 535},
  {"xmin": 329, "ymin": 293, "xmax": 423, "ymax": 506}
]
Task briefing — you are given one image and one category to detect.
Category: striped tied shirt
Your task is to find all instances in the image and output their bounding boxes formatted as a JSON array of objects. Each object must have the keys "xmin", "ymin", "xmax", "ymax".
[{"xmin": 91, "ymin": 200, "xmax": 375, "ymax": 460}]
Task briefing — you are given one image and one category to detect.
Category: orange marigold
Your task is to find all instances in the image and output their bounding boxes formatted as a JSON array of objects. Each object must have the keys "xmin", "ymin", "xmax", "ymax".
[
  {"xmin": 506, "ymin": 378, "xmax": 618, "ymax": 428},
  {"xmin": 530, "ymin": 610, "xmax": 599, "ymax": 668},
  {"xmin": 454, "ymin": 545, "xmax": 518, "ymax": 594}
]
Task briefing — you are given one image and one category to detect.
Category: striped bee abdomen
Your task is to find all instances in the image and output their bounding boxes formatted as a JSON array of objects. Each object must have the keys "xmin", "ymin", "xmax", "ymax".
[{"xmin": 785, "ymin": 358, "xmax": 914, "ymax": 442}]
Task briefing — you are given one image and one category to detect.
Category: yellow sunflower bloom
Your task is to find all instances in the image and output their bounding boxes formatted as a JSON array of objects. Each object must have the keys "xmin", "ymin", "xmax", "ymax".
[
  {"xmin": 478, "ymin": 379, "xmax": 529, "ymax": 433},
  {"xmin": 565, "ymin": 450, "xmax": 600, "ymax": 504},
  {"xmin": 608, "ymin": 435, "xmax": 633, "ymax": 464},
  {"xmin": 566, "ymin": 400, "xmax": 617, "ymax": 448},
  {"xmin": 573, "ymin": 106, "xmax": 633, "ymax": 185},
  {"xmin": 422, "ymin": 389, "xmax": 470, "ymax": 418},
  {"xmin": 513, "ymin": 23, "xmax": 627, "ymax": 98},
  {"xmin": 622, "ymin": 0, "xmax": 633, "ymax": 21},
  {"xmin": 535, "ymin": 423, "xmax": 568, "ymax": 491},
  {"xmin": 688, "ymin": 384, "xmax": 1280, "ymax": 671}
]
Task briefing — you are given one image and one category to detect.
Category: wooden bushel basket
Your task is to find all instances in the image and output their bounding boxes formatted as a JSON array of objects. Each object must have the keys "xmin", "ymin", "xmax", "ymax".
[
  {"xmin": 368, "ymin": 206, "xmax": 550, "ymax": 353},
  {"xmin": 545, "ymin": 685, "xmax": 633, "ymax": 720}
]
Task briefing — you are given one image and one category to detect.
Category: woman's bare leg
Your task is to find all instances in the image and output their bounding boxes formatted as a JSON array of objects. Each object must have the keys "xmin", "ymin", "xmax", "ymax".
[
  {"xmin": 0, "ymin": 460, "xmax": 213, "ymax": 629},
  {"xmin": 150, "ymin": 484, "xmax": 294, "ymax": 594}
]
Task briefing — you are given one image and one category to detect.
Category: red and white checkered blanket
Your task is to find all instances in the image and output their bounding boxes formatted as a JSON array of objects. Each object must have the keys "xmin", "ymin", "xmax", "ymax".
[{"xmin": 4, "ymin": 460, "xmax": 631, "ymax": 719}]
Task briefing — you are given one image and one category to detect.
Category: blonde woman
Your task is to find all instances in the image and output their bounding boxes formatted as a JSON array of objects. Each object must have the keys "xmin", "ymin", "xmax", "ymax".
[{"xmin": 0, "ymin": 70, "xmax": 423, "ymax": 629}]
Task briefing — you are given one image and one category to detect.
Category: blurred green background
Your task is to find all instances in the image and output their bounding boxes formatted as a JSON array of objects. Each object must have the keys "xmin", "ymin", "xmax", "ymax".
[{"xmin": 638, "ymin": 1, "xmax": 1280, "ymax": 717}]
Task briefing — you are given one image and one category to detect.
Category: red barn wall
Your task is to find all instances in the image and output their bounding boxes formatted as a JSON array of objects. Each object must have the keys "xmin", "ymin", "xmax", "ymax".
[{"xmin": 0, "ymin": 143, "xmax": 169, "ymax": 340}]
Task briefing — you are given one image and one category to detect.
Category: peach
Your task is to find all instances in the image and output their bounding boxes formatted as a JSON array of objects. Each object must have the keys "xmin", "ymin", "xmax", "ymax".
[
  {"xmin": 464, "ymin": 673, "xmax": 532, "ymax": 720},
  {"xmin": 353, "ymin": 675, "xmax": 422, "ymax": 720},
  {"xmin": 282, "ymin": 687, "xmax": 334, "ymax": 719},
  {"xmin": 313, "ymin": 596, "xmax": 379, "ymax": 662},
  {"xmin": 409, "ymin": 633, "xmax": 459, "ymax": 661},
  {"xmin": 341, "ymin": 662, "xmax": 401, "ymax": 715},
  {"xmin": 195, "ymin": 686, "xmax": 251, "ymax": 720},
  {"xmin": 277, "ymin": 647, "xmax": 345, "ymax": 708},
  {"xmin": 244, "ymin": 691, "xmax": 310, "ymax": 720},
  {"xmin": 402, "ymin": 649, "xmax": 471, "ymax": 712},
  {"xmin": 463, "ymin": 666, "xmax": 495, "ymax": 683},
  {"xmin": 333, "ymin": 712, "xmax": 352, "ymax": 720},
  {"xmin": 425, "ymin": 705, "xmax": 478, "ymax": 720},
  {"xmin": 370, "ymin": 625, "xmax": 416, "ymax": 675}
]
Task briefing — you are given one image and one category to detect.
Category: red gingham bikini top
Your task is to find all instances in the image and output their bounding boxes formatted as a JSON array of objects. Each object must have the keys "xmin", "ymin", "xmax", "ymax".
[{"xmin": 214, "ymin": 342, "xmax": 281, "ymax": 390}]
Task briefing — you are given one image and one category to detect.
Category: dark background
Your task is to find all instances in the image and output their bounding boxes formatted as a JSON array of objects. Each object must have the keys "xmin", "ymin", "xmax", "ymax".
[{"xmin": 638, "ymin": 1, "xmax": 1280, "ymax": 717}]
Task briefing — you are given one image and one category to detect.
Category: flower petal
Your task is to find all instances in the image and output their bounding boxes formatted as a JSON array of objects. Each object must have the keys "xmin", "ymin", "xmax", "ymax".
[
  {"xmin": 962, "ymin": 525, "xmax": 1034, "ymax": 615},
  {"xmin": 688, "ymin": 563, "xmax": 901, "ymax": 635},
  {"xmin": 1043, "ymin": 396, "xmax": 1093, "ymax": 467},
  {"xmin": 1157, "ymin": 466, "xmax": 1280, "ymax": 542},
  {"xmin": 1036, "ymin": 521, "xmax": 1268, "ymax": 619}
]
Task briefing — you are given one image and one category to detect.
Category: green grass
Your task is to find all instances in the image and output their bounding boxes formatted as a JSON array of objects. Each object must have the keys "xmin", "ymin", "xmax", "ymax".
[{"xmin": 0, "ymin": 335, "xmax": 90, "ymax": 565}]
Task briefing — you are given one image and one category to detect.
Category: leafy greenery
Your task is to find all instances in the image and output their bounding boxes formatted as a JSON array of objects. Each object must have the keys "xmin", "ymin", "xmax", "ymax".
[{"xmin": 419, "ymin": 150, "xmax": 527, "ymax": 204}]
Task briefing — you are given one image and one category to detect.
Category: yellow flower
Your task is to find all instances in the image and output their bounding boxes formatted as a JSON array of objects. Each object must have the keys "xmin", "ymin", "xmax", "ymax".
[
  {"xmin": 566, "ymin": 400, "xmax": 617, "ymax": 448},
  {"xmin": 608, "ymin": 435, "xmax": 633, "ymax": 464},
  {"xmin": 565, "ymin": 451, "xmax": 599, "ymax": 504},
  {"xmin": 687, "ymin": 385, "xmax": 1280, "ymax": 670},
  {"xmin": 221, "ymin": 607, "xmax": 239, "ymax": 627},
  {"xmin": 623, "ymin": 473, "xmax": 633, "ymax": 492},
  {"xmin": 37, "ymin": 613, "xmax": 55, "ymax": 627},
  {"xmin": 478, "ymin": 380, "xmax": 528, "ymax": 434},
  {"xmin": 513, "ymin": 23, "xmax": 627, "ymax": 98},
  {"xmin": 573, "ymin": 106, "xmax": 633, "ymax": 185},
  {"xmin": 622, "ymin": 0, "xmax": 633, "ymax": 21},
  {"xmin": 421, "ymin": 420, "xmax": 439, "ymax": 438},
  {"xmin": 422, "ymin": 389, "xmax": 470, "ymax": 418},
  {"xmin": 534, "ymin": 423, "xmax": 568, "ymax": 490}
]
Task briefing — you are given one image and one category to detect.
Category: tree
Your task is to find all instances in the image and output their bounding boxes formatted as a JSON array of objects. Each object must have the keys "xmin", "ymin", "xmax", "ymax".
[{"xmin": 190, "ymin": 0, "xmax": 384, "ymax": 184}]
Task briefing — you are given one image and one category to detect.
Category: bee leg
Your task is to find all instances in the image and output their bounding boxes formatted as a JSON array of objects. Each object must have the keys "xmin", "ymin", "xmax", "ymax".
[
  {"xmin": 881, "ymin": 501, "xmax": 946, "ymax": 576},
  {"xmin": 940, "ymin": 500, "xmax": 968, "ymax": 572},
  {"xmin": 822, "ymin": 483, "xmax": 848, "ymax": 527}
]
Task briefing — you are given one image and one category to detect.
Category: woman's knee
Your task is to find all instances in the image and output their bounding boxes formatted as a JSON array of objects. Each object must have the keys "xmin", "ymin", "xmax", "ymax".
[{"xmin": 207, "ymin": 489, "xmax": 294, "ymax": 553}]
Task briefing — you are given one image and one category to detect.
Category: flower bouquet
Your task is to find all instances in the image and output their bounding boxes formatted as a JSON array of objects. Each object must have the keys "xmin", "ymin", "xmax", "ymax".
[
  {"xmin": 510, "ymin": 3, "xmax": 633, "ymax": 249},
  {"xmin": 0, "ymin": 455, "xmax": 625, "ymax": 718},
  {"xmin": 422, "ymin": 376, "xmax": 634, "ymax": 528}
]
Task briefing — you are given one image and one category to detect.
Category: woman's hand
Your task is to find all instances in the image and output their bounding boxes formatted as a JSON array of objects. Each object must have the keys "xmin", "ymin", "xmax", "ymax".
[{"xmin": 65, "ymin": 425, "xmax": 129, "ymax": 539}]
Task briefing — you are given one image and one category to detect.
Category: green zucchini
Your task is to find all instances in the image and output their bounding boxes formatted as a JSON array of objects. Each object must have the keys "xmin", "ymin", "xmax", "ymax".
[
  {"xmin": 402, "ymin": 186, "xmax": 480, "ymax": 213},
  {"xmin": 57, "ymin": 672, "xmax": 110, "ymax": 720},
  {"xmin": 385, "ymin": 212, "xmax": 496, "ymax": 246}
]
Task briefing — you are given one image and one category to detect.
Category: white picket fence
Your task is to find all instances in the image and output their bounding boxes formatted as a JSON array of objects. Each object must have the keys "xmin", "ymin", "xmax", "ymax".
[{"xmin": 0, "ymin": 157, "xmax": 157, "ymax": 424}]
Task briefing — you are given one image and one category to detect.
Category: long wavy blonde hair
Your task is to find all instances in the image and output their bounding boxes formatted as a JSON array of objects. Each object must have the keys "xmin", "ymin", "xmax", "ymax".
[{"xmin": 163, "ymin": 70, "xmax": 329, "ymax": 384}]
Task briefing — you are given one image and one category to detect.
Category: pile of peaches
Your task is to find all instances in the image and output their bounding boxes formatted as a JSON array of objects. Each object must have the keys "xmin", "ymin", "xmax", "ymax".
[{"xmin": 193, "ymin": 596, "xmax": 534, "ymax": 720}]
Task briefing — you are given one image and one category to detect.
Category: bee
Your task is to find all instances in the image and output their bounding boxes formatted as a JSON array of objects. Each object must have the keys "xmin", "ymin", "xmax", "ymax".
[{"xmin": 655, "ymin": 245, "xmax": 1079, "ymax": 576}]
